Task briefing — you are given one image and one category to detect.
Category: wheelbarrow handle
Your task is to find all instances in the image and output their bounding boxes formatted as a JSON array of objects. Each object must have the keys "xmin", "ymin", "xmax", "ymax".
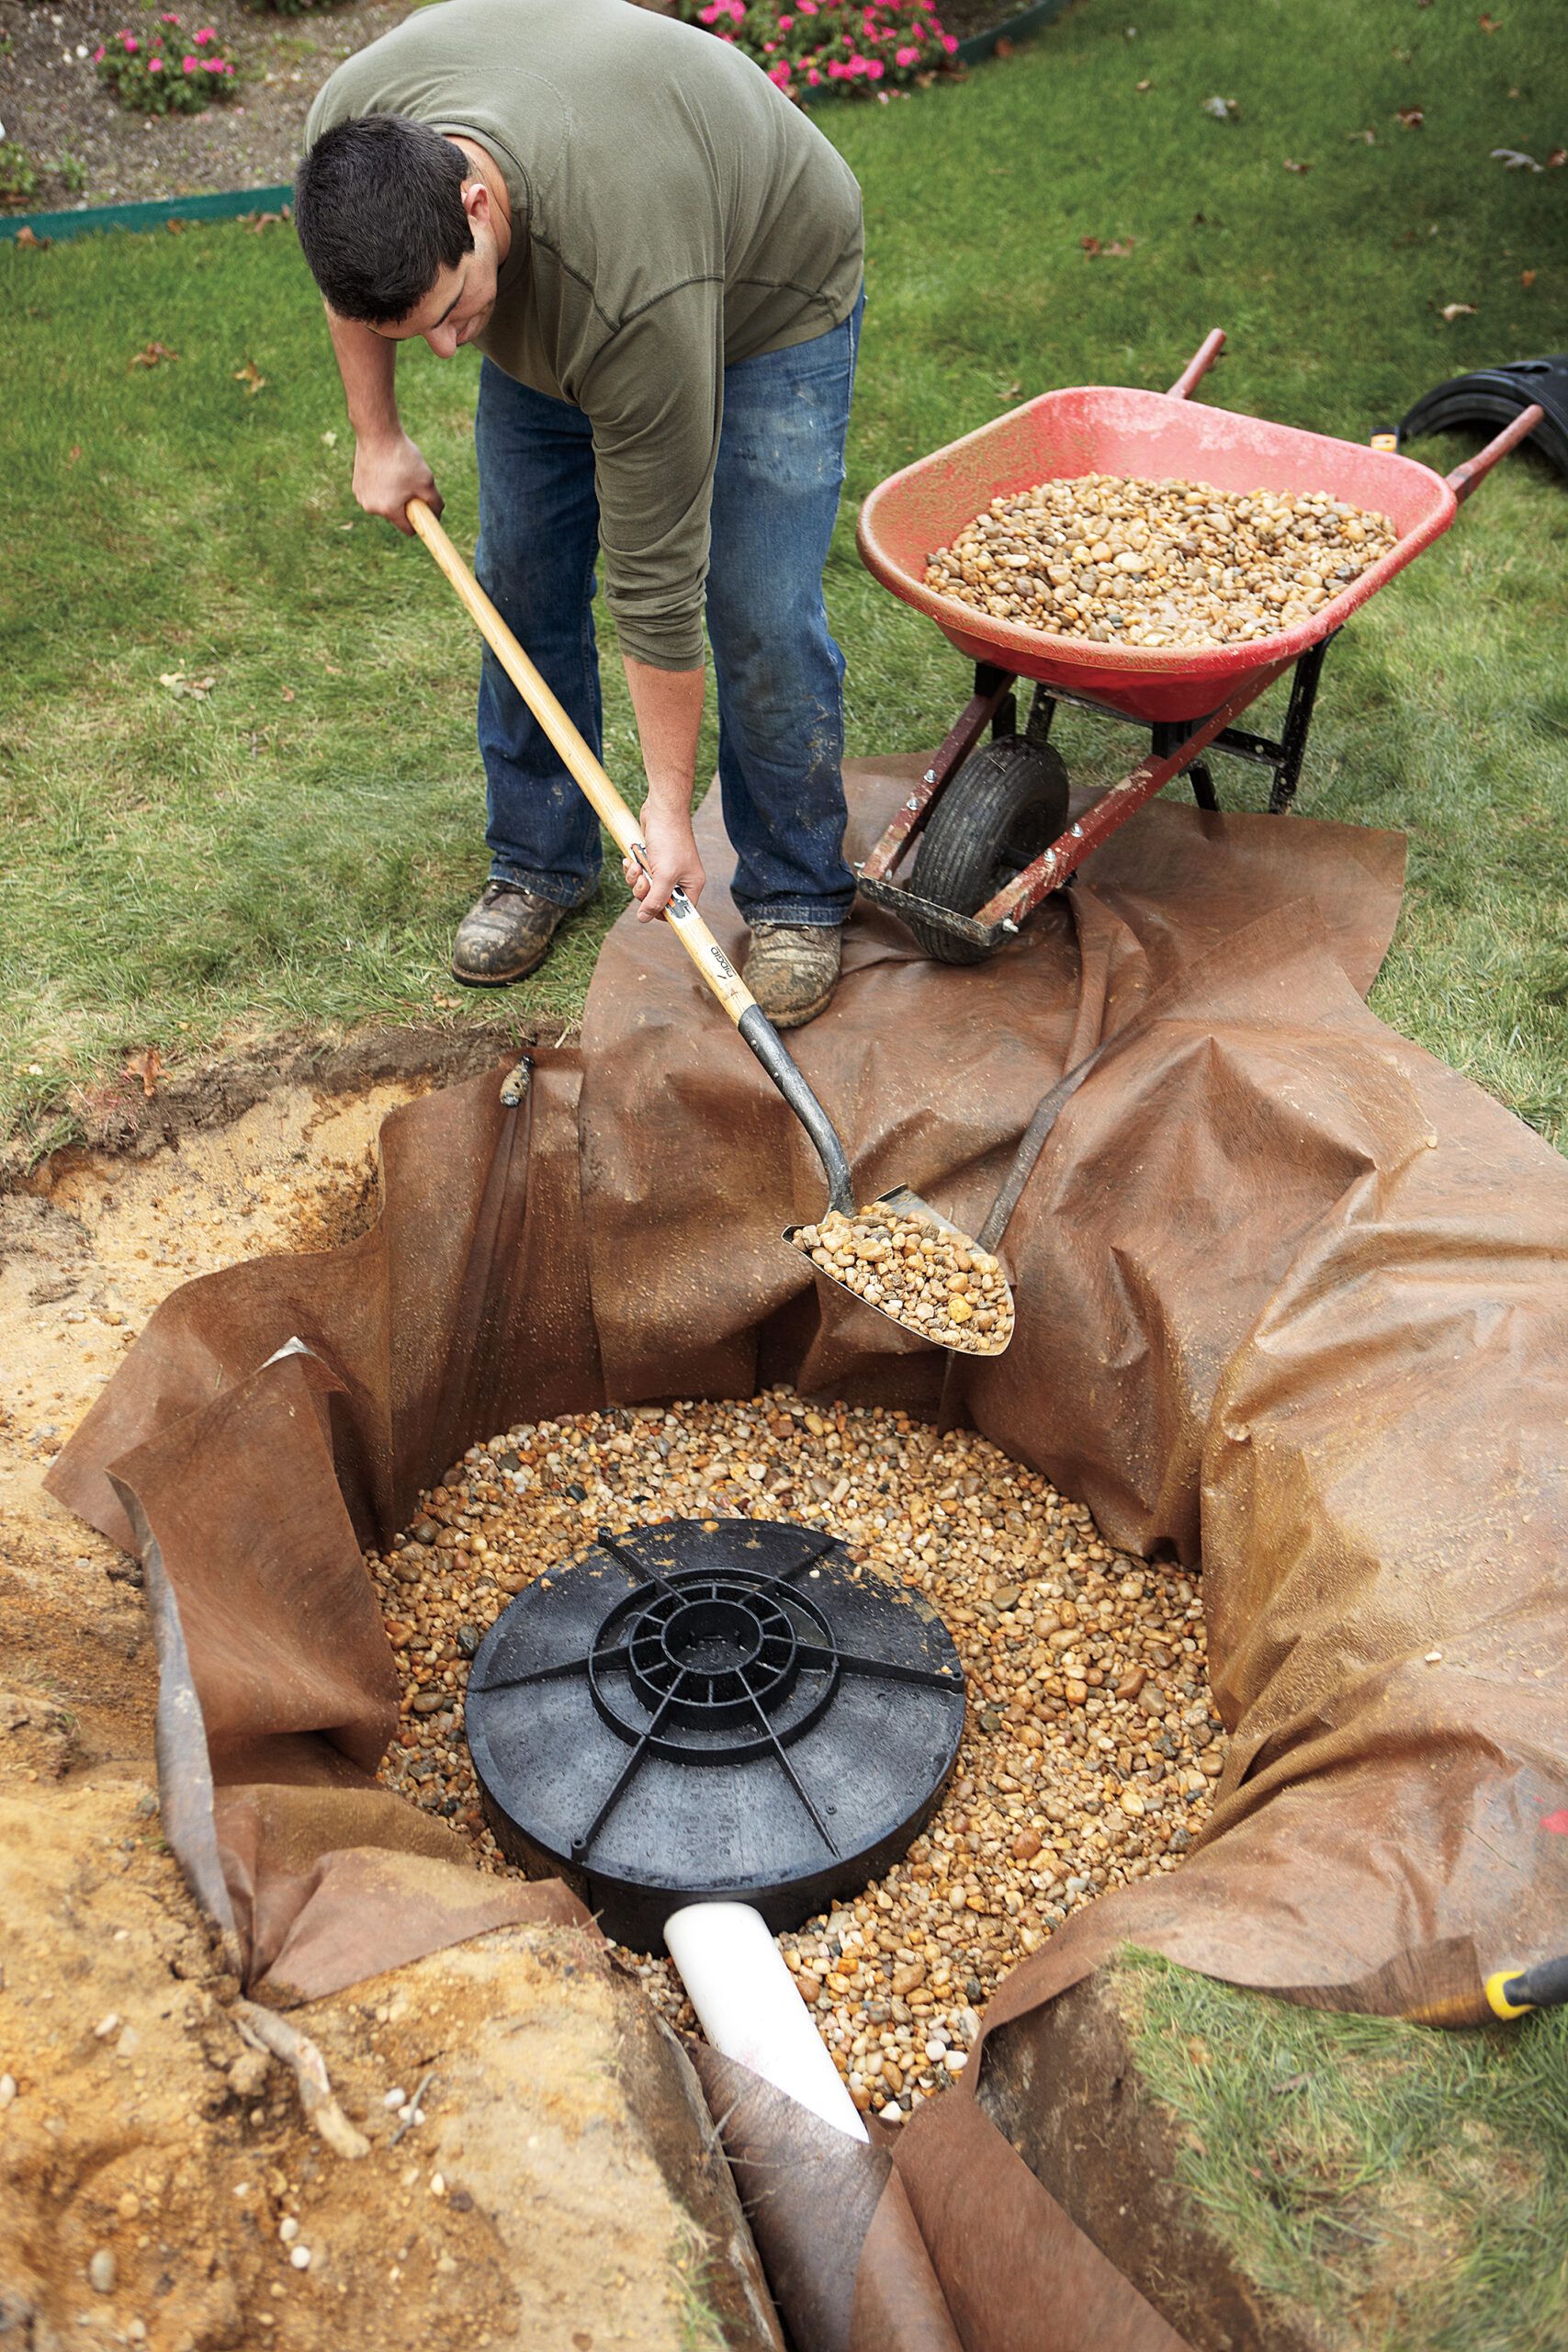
[
  {"xmin": 1445, "ymin": 401, "xmax": 1545, "ymax": 503},
  {"xmin": 1168, "ymin": 330, "xmax": 1226, "ymax": 401},
  {"xmin": 404, "ymin": 497, "xmax": 857, "ymax": 1217}
]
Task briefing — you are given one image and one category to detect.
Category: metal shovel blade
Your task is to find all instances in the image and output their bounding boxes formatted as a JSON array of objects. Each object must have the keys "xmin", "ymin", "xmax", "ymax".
[{"xmin": 784, "ymin": 1186, "xmax": 1015, "ymax": 1357}]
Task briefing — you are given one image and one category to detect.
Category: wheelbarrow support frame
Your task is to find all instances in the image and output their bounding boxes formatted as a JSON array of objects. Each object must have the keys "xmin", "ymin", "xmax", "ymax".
[{"xmin": 855, "ymin": 333, "xmax": 1541, "ymax": 959}]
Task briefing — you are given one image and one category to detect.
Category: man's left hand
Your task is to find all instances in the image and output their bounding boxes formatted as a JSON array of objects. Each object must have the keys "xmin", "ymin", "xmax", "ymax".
[{"xmin": 624, "ymin": 804, "xmax": 705, "ymax": 921}]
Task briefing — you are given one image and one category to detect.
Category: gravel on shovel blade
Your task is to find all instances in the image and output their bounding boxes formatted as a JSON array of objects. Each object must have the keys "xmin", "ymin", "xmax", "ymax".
[
  {"xmin": 791, "ymin": 1207, "xmax": 1014, "ymax": 1353},
  {"xmin": 369, "ymin": 1390, "xmax": 1220, "ymax": 2125}
]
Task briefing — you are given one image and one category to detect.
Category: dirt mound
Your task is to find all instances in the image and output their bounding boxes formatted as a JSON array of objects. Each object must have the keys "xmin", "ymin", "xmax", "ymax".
[{"xmin": 0, "ymin": 1060, "xmax": 771, "ymax": 2352}]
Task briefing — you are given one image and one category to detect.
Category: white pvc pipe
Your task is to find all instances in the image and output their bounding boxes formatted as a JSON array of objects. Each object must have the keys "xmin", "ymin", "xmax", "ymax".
[{"xmin": 664, "ymin": 1901, "xmax": 869, "ymax": 2143}]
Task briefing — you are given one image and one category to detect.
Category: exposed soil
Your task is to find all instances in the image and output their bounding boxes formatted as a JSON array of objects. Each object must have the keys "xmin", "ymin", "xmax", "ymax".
[
  {"xmin": 0, "ymin": 1048, "xmax": 765, "ymax": 2352},
  {"xmin": 0, "ymin": 0, "xmax": 412, "ymax": 213}
]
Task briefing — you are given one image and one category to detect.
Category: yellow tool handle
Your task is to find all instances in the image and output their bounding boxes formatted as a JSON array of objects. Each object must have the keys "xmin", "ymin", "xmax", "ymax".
[
  {"xmin": 405, "ymin": 497, "xmax": 756, "ymax": 1030},
  {"xmin": 1485, "ymin": 1971, "xmax": 1534, "ymax": 2020}
]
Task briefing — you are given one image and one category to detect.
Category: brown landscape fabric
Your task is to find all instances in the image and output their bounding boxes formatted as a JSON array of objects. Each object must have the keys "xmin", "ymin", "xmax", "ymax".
[{"xmin": 47, "ymin": 762, "xmax": 1568, "ymax": 2352}]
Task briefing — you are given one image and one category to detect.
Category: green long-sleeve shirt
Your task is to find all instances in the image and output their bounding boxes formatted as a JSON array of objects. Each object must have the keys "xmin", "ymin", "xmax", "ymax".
[{"xmin": 305, "ymin": 0, "xmax": 863, "ymax": 666}]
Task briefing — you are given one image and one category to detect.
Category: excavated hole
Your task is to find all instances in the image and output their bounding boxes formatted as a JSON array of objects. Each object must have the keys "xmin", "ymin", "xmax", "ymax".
[{"xmin": 369, "ymin": 1389, "xmax": 1222, "ymax": 2127}]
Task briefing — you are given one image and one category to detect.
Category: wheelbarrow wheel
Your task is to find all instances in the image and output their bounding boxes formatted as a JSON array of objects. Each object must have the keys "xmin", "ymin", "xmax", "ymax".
[{"xmin": 907, "ymin": 738, "xmax": 1071, "ymax": 965}]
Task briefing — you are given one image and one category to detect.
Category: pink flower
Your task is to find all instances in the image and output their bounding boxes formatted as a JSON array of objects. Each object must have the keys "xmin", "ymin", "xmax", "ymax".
[
  {"xmin": 194, "ymin": 24, "xmax": 214, "ymax": 39},
  {"xmin": 865, "ymin": 56, "xmax": 885, "ymax": 75},
  {"xmin": 699, "ymin": 3, "xmax": 720, "ymax": 17},
  {"xmin": 942, "ymin": 30, "xmax": 957, "ymax": 48},
  {"xmin": 768, "ymin": 58, "xmax": 790, "ymax": 81},
  {"xmin": 798, "ymin": 0, "xmax": 817, "ymax": 12},
  {"xmin": 896, "ymin": 41, "xmax": 918, "ymax": 61},
  {"xmin": 777, "ymin": 9, "xmax": 793, "ymax": 22},
  {"xmin": 93, "ymin": 42, "xmax": 105, "ymax": 59},
  {"xmin": 826, "ymin": 55, "xmax": 846, "ymax": 74},
  {"xmin": 183, "ymin": 52, "xmax": 197, "ymax": 70},
  {"xmin": 807, "ymin": 64, "xmax": 820, "ymax": 81},
  {"xmin": 122, "ymin": 34, "xmax": 140, "ymax": 51},
  {"xmin": 148, "ymin": 54, "xmax": 163, "ymax": 69},
  {"xmin": 160, "ymin": 10, "xmax": 179, "ymax": 21}
]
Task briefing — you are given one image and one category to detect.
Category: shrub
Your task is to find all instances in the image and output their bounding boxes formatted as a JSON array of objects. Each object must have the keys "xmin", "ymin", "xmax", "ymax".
[
  {"xmin": 679, "ymin": 0, "xmax": 959, "ymax": 97},
  {"xmin": 240, "ymin": 0, "xmax": 340, "ymax": 18},
  {"xmin": 0, "ymin": 142, "xmax": 39, "ymax": 209},
  {"xmin": 94, "ymin": 14, "xmax": 239, "ymax": 114}
]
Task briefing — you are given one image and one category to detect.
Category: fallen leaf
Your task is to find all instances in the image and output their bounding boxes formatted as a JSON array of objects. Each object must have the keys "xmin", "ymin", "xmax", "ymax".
[
  {"xmin": 1347, "ymin": 126, "xmax": 1377, "ymax": 143},
  {"xmin": 165, "ymin": 217, "xmax": 185, "ymax": 236},
  {"xmin": 247, "ymin": 210, "xmax": 282, "ymax": 232},
  {"xmin": 1439, "ymin": 301, "xmax": 1478, "ymax": 321},
  {"xmin": 1396, "ymin": 105, "xmax": 1426, "ymax": 129},
  {"xmin": 123, "ymin": 1048, "xmax": 163, "ymax": 1100},
  {"xmin": 1478, "ymin": 11, "xmax": 1500, "ymax": 27},
  {"xmin": 1282, "ymin": 156, "xmax": 1312, "ymax": 173},
  {"xmin": 233, "ymin": 359, "xmax": 268, "ymax": 395},
  {"xmin": 1492, "ymin": 146, "xmax": 1542, "ymax": 170},
  {"xmin": 279, "ymin": 686, "xmax": 296, "ymax": 702},
  {"xmin": 130, "ymin": 342, "xmax": 179, "ymax": 369},
  {"xmin": 14, "ymin": 226, "xmax": 50, "ymax": 249},
  {"xmin": 1135, "ymin": 76, "xmax": 1152, "ymax": 91},
  {"xmin": 321, "ymin": 428, "xmax": 338, "ymax": 447},
  {"xmin": 1185, "ymin": 2037, "xmax": 1212, "ymax": 2067},
  {"xmin": 993, "ymin": 34, "xmax": 1013, "ymax": 55},
  {"xmin": 1081, "ymin": 235, "xmax": 1135, "ymax": 258},
  {"xmin": 1080, "ymin": 235, "xmax": 1100, "ymax": 255},
  {"xmin": 1201, "ymin": 94, "xmax": 1239, "ymax": 120},
  {"xmin": 158, "ymin": 671, "xmax": 217, "ymax": 700},
  {"xmin": 1550, "ymin": 149, "xmax": 1567, "ymax": 167},
  {"xmin": 68, "ymin": 444, "xmax": 82, "ymax": 463},
  {"xmin": 1521, "ymin": 268, "xmax": 1537, "ymax": 288},
  {"xmin": 1271, "ymin": 2073, "xmax": 1310, "ymax": 2095},
  {"xmin": 432, "ymin": 995, "xmax": 461, "ymax": 1010}
]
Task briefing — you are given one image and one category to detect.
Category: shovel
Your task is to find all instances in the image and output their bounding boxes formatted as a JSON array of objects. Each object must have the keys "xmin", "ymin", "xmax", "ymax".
[{"xmin": 407, "ymin": 499, "xmax": 1014, "ymax": 1354}]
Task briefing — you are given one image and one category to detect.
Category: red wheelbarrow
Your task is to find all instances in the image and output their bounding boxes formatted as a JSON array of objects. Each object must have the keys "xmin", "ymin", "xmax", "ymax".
[{"xmin": 854, "ymin": 328, "xmax": 1541, "ymax": 962}]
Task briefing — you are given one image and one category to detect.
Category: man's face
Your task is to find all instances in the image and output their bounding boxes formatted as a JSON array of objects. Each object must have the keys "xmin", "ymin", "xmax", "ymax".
[{"xmin": 378, "ymin": 187, "xmax": 502, "ymax": 359}]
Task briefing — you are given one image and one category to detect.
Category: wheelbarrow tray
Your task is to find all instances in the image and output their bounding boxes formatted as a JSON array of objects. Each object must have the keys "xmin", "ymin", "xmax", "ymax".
[{"xmin": 857, "ymin": 386, "xmax": 1459, "ymax": 723}]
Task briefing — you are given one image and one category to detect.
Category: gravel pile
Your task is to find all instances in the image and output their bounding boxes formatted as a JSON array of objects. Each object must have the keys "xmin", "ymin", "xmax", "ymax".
[
  {"xmin": 924, "ymin": 471, "xmax": 1398, "ymax": 649},
  {"xmin": 791, "ymin": 1208, "xmax": 1014, "ymax": 1352},
  {"xmin": 369, "ymin": 1390, "xmax": 1221, "ymax": 2123}
]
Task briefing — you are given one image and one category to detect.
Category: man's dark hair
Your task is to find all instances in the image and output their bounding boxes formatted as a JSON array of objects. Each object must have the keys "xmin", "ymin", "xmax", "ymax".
[{"xmin": 295, "ymin": 114, "xmax": 474, "ymax": 324}]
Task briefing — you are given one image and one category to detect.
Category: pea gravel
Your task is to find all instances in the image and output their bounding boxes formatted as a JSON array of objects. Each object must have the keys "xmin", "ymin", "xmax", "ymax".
[
  {"xmin": 924, "ymin": 471, "xmax": 1398, "ymax": 649},
  {"xmin": 368, "ymin": 1389, "xmax": 1221, "ymax": 2122},
  {"xmin": 792, "ymin": 1207, "xmax": 1014, "ymax": 1352}
]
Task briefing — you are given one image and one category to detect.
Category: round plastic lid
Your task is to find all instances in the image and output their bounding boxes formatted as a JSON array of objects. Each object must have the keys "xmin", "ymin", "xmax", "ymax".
[{"xmin": 465, "ymin": 1517, "xmax": 966, "ymax": 1950}]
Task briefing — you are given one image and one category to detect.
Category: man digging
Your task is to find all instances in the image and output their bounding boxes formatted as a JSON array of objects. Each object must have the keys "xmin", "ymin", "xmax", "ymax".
[{"xmin": 296, "ymin": 0, "xmax": 864, "ymax": 1027}]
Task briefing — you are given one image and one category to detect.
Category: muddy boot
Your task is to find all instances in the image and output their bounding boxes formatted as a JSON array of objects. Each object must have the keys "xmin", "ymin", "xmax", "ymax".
[
  {"xmin": 451, "ymin": 879, "xmax": 570, "ymax": 988},
  {"xmin": 743, "ymin": 922, "xmax": 843, "ymax": 1030}
]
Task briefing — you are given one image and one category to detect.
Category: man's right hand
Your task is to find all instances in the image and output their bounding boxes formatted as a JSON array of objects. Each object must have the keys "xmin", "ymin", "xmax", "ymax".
[{"xmin": 352, "ymin": 432, "xmax": 443, "ymax": 534}]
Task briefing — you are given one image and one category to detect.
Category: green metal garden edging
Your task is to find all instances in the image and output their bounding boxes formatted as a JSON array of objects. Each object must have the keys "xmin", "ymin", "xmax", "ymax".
[
  {"xmin": 0, "ymin": 0, "xmax": 1069, "ymax": 243},
  {"xmin": 0, "ymin": 182, "xmax": 292, "ymax": 244}
]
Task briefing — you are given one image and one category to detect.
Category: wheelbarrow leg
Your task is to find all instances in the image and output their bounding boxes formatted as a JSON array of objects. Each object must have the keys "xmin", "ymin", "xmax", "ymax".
[
  {"xmin": 1152, "ymin": 721, "xmax": 1222, "ymax": 813},
  {"xmin": 1266, "ymin": 635, "xmax": 1332, "ymax": 813}
]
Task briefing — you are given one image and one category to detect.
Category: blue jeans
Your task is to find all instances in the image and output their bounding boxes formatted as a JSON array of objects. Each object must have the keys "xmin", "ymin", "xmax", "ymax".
[{"xmin": 472, "ymin": 292, "xmax": 863, "ymax": 928}]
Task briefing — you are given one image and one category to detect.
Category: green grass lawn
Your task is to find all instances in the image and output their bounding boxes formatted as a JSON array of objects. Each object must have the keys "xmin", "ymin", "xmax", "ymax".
[
  {"xmin": 1124, "ymin": 1950, "xmax": 1568, "ymax": 2352},
  {"xmin": 2, "ymin": 0, "xmax": 1565, "ymax": 1158}
]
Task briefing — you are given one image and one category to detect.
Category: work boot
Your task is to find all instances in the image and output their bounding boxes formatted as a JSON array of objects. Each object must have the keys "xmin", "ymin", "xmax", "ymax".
[
  {"xmin": 743, "ymin": 923, "xmax": 843, "ymax": 1030},
  {"xmin": 451, "ymin": 879, "xmax": 570, "ymax": 988}
]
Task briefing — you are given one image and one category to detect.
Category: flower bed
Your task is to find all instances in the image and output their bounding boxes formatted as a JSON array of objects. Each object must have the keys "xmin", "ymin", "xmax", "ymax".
[
  {"xmin": 95, "ymin": 13, "xmax": 238, "ymax": 115},
  {"xmin": 679, "ymin": 0, "xmax": 960, "ymax": 96}
]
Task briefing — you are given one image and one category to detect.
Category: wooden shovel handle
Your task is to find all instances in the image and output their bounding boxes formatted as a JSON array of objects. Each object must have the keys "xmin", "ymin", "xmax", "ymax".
[{"xmin": 406, "ymin": 497, "xmax": 757, "ymax": 1030}]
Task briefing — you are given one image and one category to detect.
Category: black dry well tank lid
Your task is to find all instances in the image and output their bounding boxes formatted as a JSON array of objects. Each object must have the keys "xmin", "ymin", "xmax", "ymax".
[{"xmin": 465, "ymin": 1516, "xmax": 967, "ymax": 1951}]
